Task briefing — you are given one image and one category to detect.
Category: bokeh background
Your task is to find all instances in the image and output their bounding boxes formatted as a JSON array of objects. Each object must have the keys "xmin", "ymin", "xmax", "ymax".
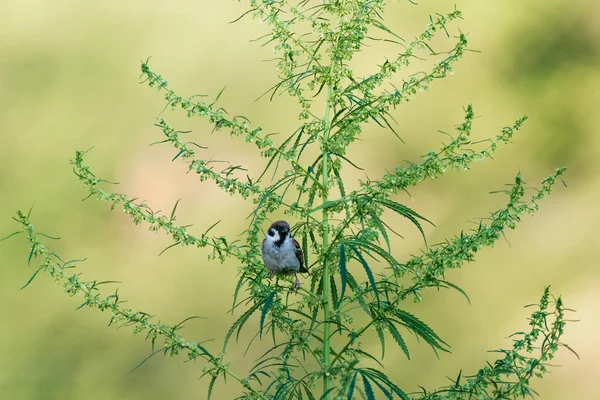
[{"xmin": 1, "ymin": 0, "xmax": 598, "ymax": 399}]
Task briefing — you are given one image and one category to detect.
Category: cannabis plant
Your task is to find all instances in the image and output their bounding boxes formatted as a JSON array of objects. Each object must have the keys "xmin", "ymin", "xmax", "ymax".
[{"xmin": 6, "ymin": 1, "xmax": 575, "ymax": 399}]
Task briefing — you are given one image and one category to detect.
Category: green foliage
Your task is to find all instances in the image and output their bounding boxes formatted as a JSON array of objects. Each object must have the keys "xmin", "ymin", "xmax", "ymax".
[{"xmin": 5, "ymin": 1, "xmax": 575, "ymax": 399}]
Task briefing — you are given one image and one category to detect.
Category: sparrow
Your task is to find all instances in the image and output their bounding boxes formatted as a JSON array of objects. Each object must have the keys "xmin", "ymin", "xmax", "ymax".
[{"xmin": 261, "ymin": 220, "xmax": 308, "ymax": 292}]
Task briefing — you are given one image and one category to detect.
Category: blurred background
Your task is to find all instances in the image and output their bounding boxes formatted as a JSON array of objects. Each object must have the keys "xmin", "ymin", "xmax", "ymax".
[{"xmin": 1, "ymin": 0, "xmax": 598, "ymax": 398}]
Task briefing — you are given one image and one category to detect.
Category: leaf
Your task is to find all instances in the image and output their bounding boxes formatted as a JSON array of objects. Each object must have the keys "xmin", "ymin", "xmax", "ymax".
[
  {"xmin": 391, "ymin": 309, "xmax": 449, "ymax": 354},
  {"xmin": 36, "ymin": 233, "xmax": 60, "ymax": 241},
  {"xmin": 303, "ymin": 383, "xmax": 317, "ymax": 400},
  {"xmin": 366, "ymin": 209, "xmax": 391, "ymax": 252},
  {"xmin": 228, "ymin": 7, "xmax": 255, "ymax": 24},
  {"xmin": 222, "ymin": 297, "xmax": 265, "ymax": 351},
  {"xmin": 370, "ymin": 19, "xmax": 405, "ymax": 41},
  {"xmin": 352, "ymin": 349, "xmax": 384, "ymax": 368},
  {"xmin": 438, "ymin": 279, "xmax": 471, "ymax": 304},
  {"xmin": 172, "ymin": 315, "xmax": 206, "ymax": 332},
  {"xmin": 345, "ymin": 271, "xmax": 372, "ymax": 317},
  {"xmin": 332, "ymin": 161, "xmax": 346, "ymax": 200},
  {"xmin": 308, "ymin": 276, "xmax": 324, "ymax": 334},
  {"xmin": 344, "ymin": 238, "xmax": 400, "ymax": 271},
  {"xmin": 27, "ymin": 243, "xmax": 36, "ymax": 265},
  {"xmin": 231, "ymin": 273, "xmax": 246, "ymax": 314},
  {"xmin": 361, "ymin": 372, "xmax": 376, "ymax": 400},
  {"xmin": 330, "ymin": 275, "xmax": 339, "ymax": 309},
  {"xmin": 339, "ymin": 243, "xmax": 348, "ymax": 304},
  {"xmin": 373, "ymin": 197, "xmax": 433, "ymax": 244},
  {"xmin": 0, "ymin": 231, "xmax": 23, "ymax": 241},
  {"xmin": 302, "ymin": 231, "xmax": 308, "ymax": 269},
  {"xmin": 332, "ymin": 152, "xmax": 365, "ymax": 171},
  {"xmin": 158, "ymin": 241, "xmax": 181, "ymax": 256},
  {"xmin": 170, "ymin": 199, "xmax": 181, "ymax": 221},
  {"xmin": 171, "ymin": 149, "xmax": 186, "ymax": 162},
  {"xmin": 203, "ymin": 220, "xmax": 221, "ymax": 236},
  {"xmin": 20, "ymin": 265, "xmax": 45, "ymax": 290},
  {"xmin": 207, "ymin": 375, "xmax": 218, "ymax": 400},
  {"xmin": 387, "ymin": 321, "xmax": 410, "ymax": 359},
  {"xmin": 210, "ymin": 86, "xmax": 227, "ymax": 106},
  {"xmin": 260, "ymin": 290, "xmax": 277, "ymax": 338},
  {"xmin": 348, "ymin": 245, "xmax": 380, "ymax": 304},
  {"xmin": 362, "ymin": 368, "xmax": 409, "ymax": 400},
  {"xmin": 309, "ymin": 198, "xmax": 348, "ymax": 214},
  {"xmin": 453, "ymin": 369, "xmax": 462, "ymax": 388},
  {"xmin": 375, "ymin": 323, "xmax": 386, "ymax": 359},
  {"xmin": 128, "ymin": 346, "xmax": 165, "ymax": 375},
  {"xmin": 368, "ymin": 374, "xmax": 394, "ymax": 400},
  {"xmin": 250, "ymin": 173, "xmax": 300, "ymax": 220},
  {"xmin": 347, "ymin": 372, "xmax": 358, "ymax": 400},
  {"xmin": 312, "ymin": 79, "xmax": 327, "ymax": 98}
]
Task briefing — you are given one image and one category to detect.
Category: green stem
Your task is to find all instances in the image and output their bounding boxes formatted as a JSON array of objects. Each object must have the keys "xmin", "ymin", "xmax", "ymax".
[
  {"xmin": 321, "ymin": 80, "xmax": 334, "ymax": 399},
  {"xmin": 330, "ymin": 320, "xmax": 375, "ymax": 366}
]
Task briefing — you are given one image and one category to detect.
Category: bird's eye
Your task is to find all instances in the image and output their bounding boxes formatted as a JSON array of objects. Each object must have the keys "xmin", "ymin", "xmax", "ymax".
[{"xmin": 268, "ymin": 229, "xmax": 275, "ymax": 237}]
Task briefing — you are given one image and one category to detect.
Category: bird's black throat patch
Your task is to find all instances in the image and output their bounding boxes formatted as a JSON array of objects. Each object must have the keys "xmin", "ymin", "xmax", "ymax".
[{"xmin": 274, "ymin": 229, "xmax": 287, "ymax": 247}]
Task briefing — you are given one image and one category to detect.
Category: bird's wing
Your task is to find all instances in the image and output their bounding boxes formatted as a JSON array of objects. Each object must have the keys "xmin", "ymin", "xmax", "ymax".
[{"xmin": 292, "ymin": 238, "xmax": 308, "ymax": 273}]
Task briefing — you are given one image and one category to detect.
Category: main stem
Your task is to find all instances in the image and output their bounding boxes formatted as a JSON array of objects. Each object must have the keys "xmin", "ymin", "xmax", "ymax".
[{"xmin": 321, "ymin": 80, "xmax": 334, "ymax": 398}]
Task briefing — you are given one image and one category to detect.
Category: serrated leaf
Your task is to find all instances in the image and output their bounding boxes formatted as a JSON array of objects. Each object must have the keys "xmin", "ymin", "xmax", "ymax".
[
  {"xmin": 353, "ymin": 349, "xmax": 384, "ymax": 368},
  {"xmin": 346, "ymin": 271, "xmax": 372, "ymax": 317},
  {"xmin": 362, "ymin": 368, "xmax": 409, "ymax": 400},
  {"xmin": 366, "ymin": 209, "xmax": 391, "ymax": 252},
  {"xmin": 222, "ymin": 298, "xmax": 265, "ymax": 351},
  {"xmin": 339, "ymin": 243, "xmax": 348, "ymax": 304},
  {"xmin": 330, "ymin": 275, "xmax": 339, "ymax": 309},
  {"xmin": 207, "ymin": 375, "xmax": 217, "ymax": 400},
  {"xmin": 348, "ymin": 245, "xmax": 379, "ymax": 304},
  {"xmin": 347, "ymin": 372, "xmax": 358, "ymax": 400},
  {"xmin": 370, "ymin": 378, "xmax": 394, "ymax": 400},
  {"xmin": 361, "ymin": 373, "xmax": 376, "ymax": 400},
  {"xmin": 373, "ymin": 197, "xmax": 433, "ymax": 244},
  {"xmin": 231, "ymin": 273, "xmax": 246, "ymax": 315},
  {"xmin": 392, "ymin": 309, "xmax": 449, "ymax": 354},
  {"xmin": 375, "ymin": 324, "xmax": 386, "ymax": 359},
  {"xmin": 260, "ymin": 290, "xmax": 277, "ymax": 338},
  {"xmin": 302, "ymin": 231, "xmax": 308, "ymax": 268},
  {"xmin": 344, "ymin": 238, "xmax": 400, "ymax": 271},
  {"xmin": 387, "ymin": 321, "xmax": 410, "ymax": 359}
]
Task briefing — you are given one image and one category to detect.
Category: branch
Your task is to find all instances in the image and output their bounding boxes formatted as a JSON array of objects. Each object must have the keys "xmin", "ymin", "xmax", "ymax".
[
  {"xmin": 140, "ymin": 62, "xmax": 275, "ymax": 154},
  {"xmin": 10, "ymin": 211, "xmax": 267, "ymax": 400},
  {"xmin": 413, "ymin": 287, "xmax": 575, "ymax": 399},
  {"xmin": 154, "ymin": 118, "xmax": 262, "ymax": 199},
  {"xmin": 342, "ymin": 9, "xmax": 464, "ymax": 98},
  {"xmin": 361, "ymin": 106, "xmax": 527, "ymax": 199},
  {"xmin": 71, "ymin": 149, "xmax": 259, "ymax": 266},
  {"xmin": 385, "ymin": 168, "xmax": 567, "ymax": 302}
]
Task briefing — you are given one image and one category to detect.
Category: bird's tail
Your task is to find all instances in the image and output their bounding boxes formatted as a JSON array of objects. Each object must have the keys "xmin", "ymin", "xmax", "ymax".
[{"xmin": 299, "ymin": 265, "xmax": 309, "ymax": 274}]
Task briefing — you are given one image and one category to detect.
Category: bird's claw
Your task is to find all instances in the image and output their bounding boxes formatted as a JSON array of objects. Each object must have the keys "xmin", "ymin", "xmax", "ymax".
[
  {"xmin": 293, "ymin": 276, "xmax": 301, "ymax": 293},
  {"xmin": 268, "ymin": 270, "xmax": 276, "ymax": 279}
]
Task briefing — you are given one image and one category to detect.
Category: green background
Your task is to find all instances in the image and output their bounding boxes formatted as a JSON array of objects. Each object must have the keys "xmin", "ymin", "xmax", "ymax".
[{"xmin": 1, "ymin": 1, "xmax": 598, "ymax": 398}]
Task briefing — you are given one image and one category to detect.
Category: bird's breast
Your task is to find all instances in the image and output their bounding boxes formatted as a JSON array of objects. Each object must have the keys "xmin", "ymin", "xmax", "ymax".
[{"xmin": 262, "ymin": 239, "xmax": 300, "ymax": 273}]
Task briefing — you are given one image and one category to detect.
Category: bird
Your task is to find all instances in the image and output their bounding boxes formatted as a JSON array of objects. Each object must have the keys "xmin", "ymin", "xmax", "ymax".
[{"xmin": 261, "ymin": 220, "xmax": 308, "ymax": 292}]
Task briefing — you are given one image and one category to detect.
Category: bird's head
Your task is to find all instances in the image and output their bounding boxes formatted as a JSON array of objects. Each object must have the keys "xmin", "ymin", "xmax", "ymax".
[{"xmin": 266, "ymin": 220, "xmax": 291, "ymax": 243}]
